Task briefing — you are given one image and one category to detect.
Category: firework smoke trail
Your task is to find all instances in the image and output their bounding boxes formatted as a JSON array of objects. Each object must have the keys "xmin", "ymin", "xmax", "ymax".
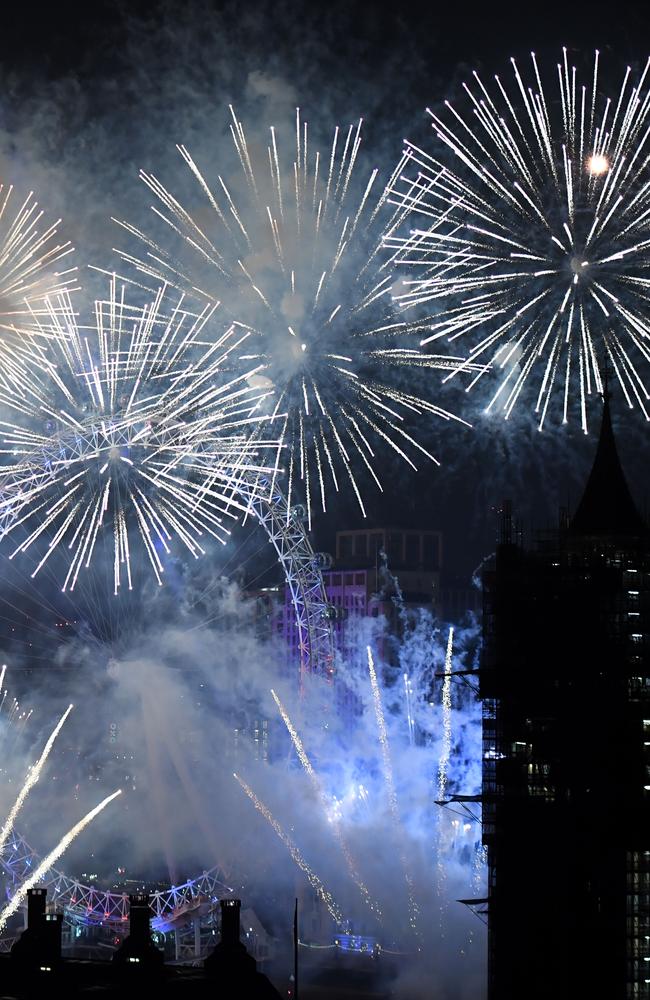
[
  {"xmin": 115, "ymin": 109, "xmax": 470, "ymax": 527},
  {"xmin": 233, "ymin": 772, "xmax": 342, "ymax": 924},
  {"xmin": 0, "ymin": 704, "xmax": 74, "ymax": 852},
  {"xmin": 0, "ymin": 184, "xmax": 77, "ymax": 335},
  {"xmin": 366, "ymin": 646, "xmax": 419, "ymax": 940},
  {"xmin": 388, "ymin": 51, "xmax": 650, "ymax": 430},
  {"xmin": 0, "ymin": 665, "xmax": 6, "ymax": 695},
  {"xmin": 0, "ymin": 789, "xmax": 122, "ymax": 933},
  {"xmin": 0, "ymin": 276, "xmax": 280, "ymax": 591},
  {"xmin": 435, "ymin": 628, "xmax": 454, "ymax": 927},
  {"xmin": 270, "ymin": 688, "xmax": 381, "ymax": 920}
]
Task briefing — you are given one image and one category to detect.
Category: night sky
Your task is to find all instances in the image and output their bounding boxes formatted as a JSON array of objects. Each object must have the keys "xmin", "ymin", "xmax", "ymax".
[{"xmin": 0, "ymin": 0, "xmax": 648, "ymax": 574}]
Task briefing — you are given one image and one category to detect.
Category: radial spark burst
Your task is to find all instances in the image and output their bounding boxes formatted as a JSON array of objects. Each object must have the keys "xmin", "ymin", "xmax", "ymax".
[
  {"xmin": 116, "ymin": 109, "xmax": 468, "ymax": 523},
  {"xmin": 388, "ymin": 51, "xmax": 650, "ymax": 430},
  {"xmin": 0, "ymin": 278, "xmax": 277, "ymax": 592},
  {"xmin": 0, "ymin": 184, "xmax": 76, "ymax": 332}
]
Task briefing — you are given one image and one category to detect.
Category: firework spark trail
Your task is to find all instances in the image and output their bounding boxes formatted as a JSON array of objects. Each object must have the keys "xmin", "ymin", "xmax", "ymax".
[
  {"xmin": 437, "ymin": 628, "xmax": 454, "ymax": 803},
  {"xmin": 472, "ymin": 842, "xmax": 487, "ymax": 897},
  {"xmin": 435, "ymin": 628, "xmax": 454, "ymax": 926},
  {"xmin": 233, "ymin": 772, "xmax": 342, "ymax": 924},
  {"xmin": 468, "ymin": 841, "xmax": 488, "ymax": 949},
  {"xmin": 0, "ymin": 789, "xmax": 122, "ymax": 933},
  {"xmin": 115, "ymin": 109, "xmax": 469, "ymax": 526},
  {"xmin": 270, "ymin": 688, "xmax": 381, "ymax": 920},
  {"xmin": 403, "ymin": 673, "xmax": 415, "ymax": 746},
  {"xmin": 388, "ymin": 51, "xmax": 650, "ymax": 430},
  {"xmin": 0, "ymin": 704, "xmax": 73, "ymax": 852},
  {"xmin": 0, "ymin": 277, "xmax": 280, "ymax": 591},
  {"xmin": 366, "ymin": 646, "xmax": 420, "ymax": 940},
  {"xmin": 0, "ymin": 184, "xmax": 77, "ymax": 334}
]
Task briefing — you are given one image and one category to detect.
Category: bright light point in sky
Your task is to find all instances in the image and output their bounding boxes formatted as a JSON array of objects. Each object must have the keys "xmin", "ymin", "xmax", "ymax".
[
  {"xmin": 587, "ymin": 153, "xmax": 609, "ymax": 175},
  {"xmin": 301, "ymin": 343, "xmax": 307, "ymax": 352}
]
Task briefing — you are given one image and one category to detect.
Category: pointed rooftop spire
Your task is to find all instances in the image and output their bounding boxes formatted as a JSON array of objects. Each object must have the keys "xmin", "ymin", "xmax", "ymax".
[{"xmin": 570, "ymin": 388, "xmax": 645, "ymax": 537}]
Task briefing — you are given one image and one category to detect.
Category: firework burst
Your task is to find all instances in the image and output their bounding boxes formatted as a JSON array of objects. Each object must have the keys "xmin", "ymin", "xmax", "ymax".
[
  {"xmin": 0, "ymin": 184, "xmax": 76, "ymax": 333},
  {"xmin": 388, "ymin": 51, "xmax": 650, "ymax": 430},
  {"xmin": 0, "ymin": 277, "xmax": 277, "ymax": 592},
  {"xmin": 115, "ymin": 109, "xmax": 468, "ymax": 523}
]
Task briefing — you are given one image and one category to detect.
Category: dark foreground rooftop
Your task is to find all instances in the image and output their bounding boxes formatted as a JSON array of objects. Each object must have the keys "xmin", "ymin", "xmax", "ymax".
[{"xmin": 0, "ymin": 891, "xmax": 282, "ymax": 999}]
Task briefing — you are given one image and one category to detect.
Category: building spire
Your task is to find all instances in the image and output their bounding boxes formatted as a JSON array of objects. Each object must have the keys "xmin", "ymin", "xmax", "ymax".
[{"xmin": 569, "ymin": 387, "xmax": 645, "ymax": 536}]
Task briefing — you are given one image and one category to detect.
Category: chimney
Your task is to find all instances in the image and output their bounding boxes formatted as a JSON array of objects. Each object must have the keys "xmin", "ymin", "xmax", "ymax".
[
  {"xmin": 41, "ymin": 913, "xmax": 62, "ymax": 965},
  {"xmin": 11, "ymin": 888, "xmax": 62, "ymax": 970},
  {"xmin": 204, "ymin": 898, "xmax": 282, "ymax": 997},
  {"xmin": 220, "ymin": 898, "xmax": 241, "ymax": 948},
  {"xmin": 113, "ymin": 893, "xmax": 163, "ymax": 969},
  {"xmin": 27, "ymin": 888, "xmax": 46, "ymax": 930},
  {"xmin": 128, "ymin": 893, "xmax": 152, "ymax": 947}
]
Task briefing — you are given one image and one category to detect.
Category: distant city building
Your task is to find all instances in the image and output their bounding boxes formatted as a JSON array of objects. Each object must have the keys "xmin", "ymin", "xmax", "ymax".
[{"xmin": 481, "ymin": 394, "xmax": 650, "ymax": 999}]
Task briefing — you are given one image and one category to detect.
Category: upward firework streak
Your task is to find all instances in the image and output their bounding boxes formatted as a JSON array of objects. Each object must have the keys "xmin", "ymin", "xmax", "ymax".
[
  {"xmin": 0, "ymin": 789, "xmax": 122, "ymax": 933},
  {"xmin": 0, "ymin": 703, "xmax": 74, "ymax": 851},
  {"xmin": 0, "ymin": 184, "xmax": 76, "ymax": 334},
  {"xmin": 116, "ymin": 108, "xmax": 469, "ymax": 524},
  {"xmin": 0, "ymin": 277, "xmax": 278, "ymax": 591},
  {"xmin": 270, "ymin": 688, "xmax": 380, "ymax": 919},
  {"xmin": 233, "ymin": 772, "xmax": 342, "ymax": 924},
  {"xmin": 435, "ymin": 628, "xmax": 454, "ymax": 925},
  {"xmin": 389, "ymin": 51, "xmax": 650, "ymax": 429},
  {"xmin": 366, "ymin": 646, "xmax": 419, "ymax": 940},
  {"xmin": 437, "ymin": 627, "xmax": 454, "ymax": 803}
]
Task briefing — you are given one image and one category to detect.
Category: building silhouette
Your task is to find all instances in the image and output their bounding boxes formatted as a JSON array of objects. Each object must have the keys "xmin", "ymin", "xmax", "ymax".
[
  {"xmin": 2, "ymin": 889, "xmax": 281, "ymax": 998},
  {"xmin": 481, "ymin": 394, "xmax": 650, "ymax": 999}
]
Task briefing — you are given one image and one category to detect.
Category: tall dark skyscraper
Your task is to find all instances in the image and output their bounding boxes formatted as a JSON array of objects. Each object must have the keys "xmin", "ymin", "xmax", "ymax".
[{"xmin": 481, "ymin": 394, "xmax": 650, "ymax": 999}]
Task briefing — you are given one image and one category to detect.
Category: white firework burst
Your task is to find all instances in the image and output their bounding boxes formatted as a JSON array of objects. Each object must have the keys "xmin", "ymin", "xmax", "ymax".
[
  {"xmin": 387, "ymin": 50, "xmax": 650, "ymax": 431},
  {"xmin": 0, "ymin": 277, "xmax": 277, "ymax": 592},
  {"xmin": 113, "ymin": 109, "xmax": 468, "ymax": 524}
]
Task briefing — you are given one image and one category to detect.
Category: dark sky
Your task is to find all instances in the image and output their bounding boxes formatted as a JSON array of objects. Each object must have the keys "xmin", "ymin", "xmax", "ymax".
[
  {"xmin": 0, "ymin": 0, "xmax": 648, "ymax": 575},
  {"xmin": 1, "ymin": 1, "xmax": 647, "ymax": 82}
]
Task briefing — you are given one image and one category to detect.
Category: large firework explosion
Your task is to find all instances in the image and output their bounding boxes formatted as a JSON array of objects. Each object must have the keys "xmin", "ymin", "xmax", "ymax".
[
  {"xmin": 0, "ymin": 276, "xmax": 278, "ymax": 594},
  {"xmin": 388, "ymin": 51, "xmax": 650, "ymax": 431},
  {"xmin": 114, "ymin": 109, "xmax": 469, "ymax": 524}
]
